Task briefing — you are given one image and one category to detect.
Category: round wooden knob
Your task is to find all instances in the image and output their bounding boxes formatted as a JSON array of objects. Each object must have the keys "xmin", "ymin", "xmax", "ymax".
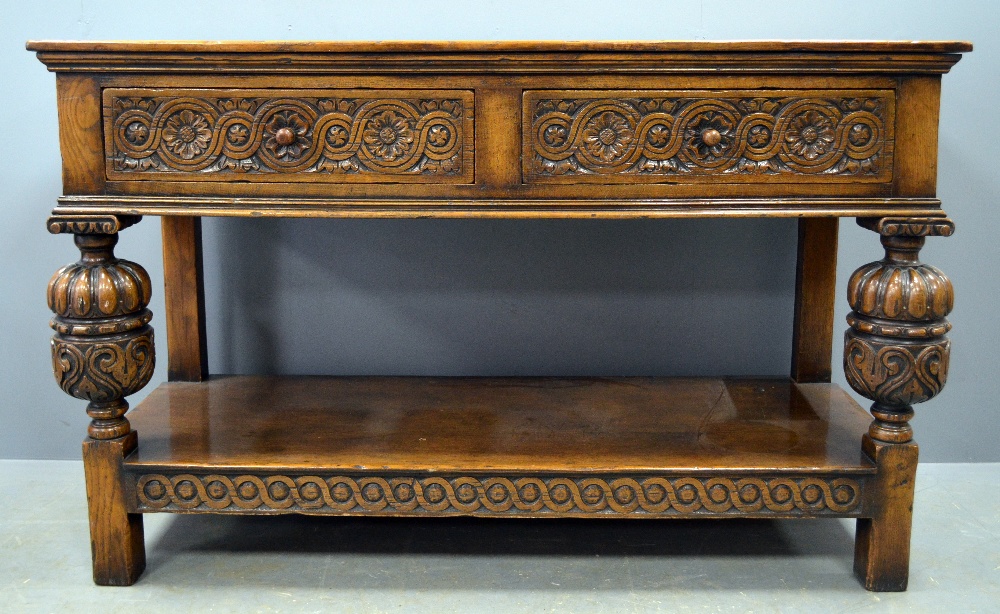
[
  {"xmin": 275, "ymin": 127, "xmax": 296, "ymax": 146},
  {"xmin": 701, "ymin": 128, "xmax": 722, "ymax": 147}
]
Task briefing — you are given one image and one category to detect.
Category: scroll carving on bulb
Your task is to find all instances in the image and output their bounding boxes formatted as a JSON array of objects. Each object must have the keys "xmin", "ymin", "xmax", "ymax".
[
  {"xmin": 47, "ymin": 221, "xmax": 155, "ymax": 440},
  {"xmin": 843, "ymin": 218, "xmax": 954, "ymax": 444}
]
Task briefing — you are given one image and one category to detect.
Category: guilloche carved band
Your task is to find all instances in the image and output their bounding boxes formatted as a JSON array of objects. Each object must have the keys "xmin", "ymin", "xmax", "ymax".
[
  {"xmin": 525, "ymin": 90, "xmax": 893, "ymax": 181},
  {"xmin": 844, "ymin": 220, "xmax": 953, "ymax": 444},
  {"xmin": 135, "ymin": 473, "xmax": 864, "ymax": 516},
  {"xmin": 48, "ymin": 230, "xmax": 155, "ymax": 439},
  {"xmin": 105, "ymin": 89, "xmax": 473, "ymax": 181}
]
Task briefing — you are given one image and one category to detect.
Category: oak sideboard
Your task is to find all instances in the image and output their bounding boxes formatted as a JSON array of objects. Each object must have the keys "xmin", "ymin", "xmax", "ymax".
[{"xmin": 29, "ymin": 40, "xmax": 970, "ymax": 590}]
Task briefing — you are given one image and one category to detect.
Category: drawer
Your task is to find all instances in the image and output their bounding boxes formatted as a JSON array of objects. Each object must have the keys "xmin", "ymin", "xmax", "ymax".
[
  {"xmin": 523, "ymin": 89, "xmax": 894, "ymax": 184},
  {"xmin": 103, "ymin": 88, "xmax": 474, "ymax": 183}
]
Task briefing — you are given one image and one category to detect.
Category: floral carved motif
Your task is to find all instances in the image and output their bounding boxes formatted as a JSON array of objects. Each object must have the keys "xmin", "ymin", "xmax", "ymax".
[
  {"xmin": 106, "ymin": 89, "xmax": 472, "ymax": 180},
  {"xmin": 583, "ymin": 112, "xmax": 634, "ymax": 162},
  {"xmin": 134, "ymin": 474, "xmax": 863, "ymax": 516},
  {"xmin": 525, "ymin": 90, "xmax": 892, "ymax": 181},
  {"xmin": 162, "ymin": 109, "xmax": 212, "ymax": 160}
]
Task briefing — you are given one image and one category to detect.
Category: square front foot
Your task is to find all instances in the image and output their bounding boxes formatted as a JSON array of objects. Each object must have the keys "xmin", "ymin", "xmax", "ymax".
[
  {"xmin": 83, "ymin": 432, "xmax": 146, "ymax": 585},
  {"xmin": 853, "ymin": 435, "xmax": 918, "ymax": 591}
]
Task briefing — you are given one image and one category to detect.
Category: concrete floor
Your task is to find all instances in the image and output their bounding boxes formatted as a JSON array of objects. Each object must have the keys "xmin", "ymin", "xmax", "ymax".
[{"xmin": 0, "ymin": 462, "xmax": 997, "ymax": 613}]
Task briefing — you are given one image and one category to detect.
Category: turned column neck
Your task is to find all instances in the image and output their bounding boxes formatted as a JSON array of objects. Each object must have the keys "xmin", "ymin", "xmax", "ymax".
[
  {"xmin": 881, "ymin": 235, "xmax": 924, "ymax": 264},
  {"xmin": 75, "ymin": 233, "xmax": 118, "ymax": 264}
]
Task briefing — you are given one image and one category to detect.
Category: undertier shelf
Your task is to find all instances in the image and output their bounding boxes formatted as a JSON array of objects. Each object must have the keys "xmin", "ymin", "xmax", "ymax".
[{"xmin": 124, "ymin": 376, "xmax": 876, "ymax": 518}]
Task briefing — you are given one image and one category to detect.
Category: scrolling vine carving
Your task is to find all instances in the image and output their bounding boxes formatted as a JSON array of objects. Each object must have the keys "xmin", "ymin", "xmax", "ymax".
[
  {"xmin": 106, "ymin": 89, "xmax": 472, "ymax": 180},
  {"xmin": 134, "ymin": 473, "xmax": 863, "ymax": 516},
  {"xmin": 525, "ymin": 90, "xmax": 893, "ymax": 181}
]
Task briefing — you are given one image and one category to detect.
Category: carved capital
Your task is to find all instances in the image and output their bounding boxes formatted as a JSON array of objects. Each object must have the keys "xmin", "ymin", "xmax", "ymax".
[
  {"xmin": 47, "ymin": 214, "xmax": 141, "ymax": 235},
  {"xmin": 857, "ymin": 216, "xmax": 955, "ymax": 237},
  {"xmin": 845, "ymin": 223, "xmax": 952, "ymax": 444},
  {"xmin": 48, "ymin": 232, "xmax": 155, "ymax": 439}
]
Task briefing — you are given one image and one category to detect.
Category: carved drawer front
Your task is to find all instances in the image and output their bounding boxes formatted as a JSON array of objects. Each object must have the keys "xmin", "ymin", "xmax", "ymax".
[
  {"xmin": 104, "ymin": 89, "xmax": 474, "ymax": 183},
  {"xmin": 523, "ymin": 90, "xmax": 894, "ymax": 184}
]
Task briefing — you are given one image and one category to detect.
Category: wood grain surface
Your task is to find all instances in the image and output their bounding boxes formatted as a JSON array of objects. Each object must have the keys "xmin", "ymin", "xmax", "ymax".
[
  {"xmin": 124, "ymin": 376, "xmax": 874, "ymax": 473},
  {"xmin": 83, "ymin": 432, "xmax": 145, "ymax": 585},
  {"xmin": 791, "ymin": 217, "xmax": 839, "ymax": 382},
  {"xmin": 161, "ymin": 217, "xmax": 207, "ymax": 382},
  {"xmin": 34, "ymin": 39, "xmax": 969, "ymax": 590}
]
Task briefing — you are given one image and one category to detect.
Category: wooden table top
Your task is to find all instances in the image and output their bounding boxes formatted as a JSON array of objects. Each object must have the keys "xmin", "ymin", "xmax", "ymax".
[{"xmin": 26, "ymin": 40, "xmax": 973, "ymax": 53}]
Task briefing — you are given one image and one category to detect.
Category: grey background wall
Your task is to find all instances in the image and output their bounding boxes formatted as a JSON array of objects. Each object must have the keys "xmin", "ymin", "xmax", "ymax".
[{"xmin": 1, "ymin": 1, "xmax": 996, "ymax": 461}]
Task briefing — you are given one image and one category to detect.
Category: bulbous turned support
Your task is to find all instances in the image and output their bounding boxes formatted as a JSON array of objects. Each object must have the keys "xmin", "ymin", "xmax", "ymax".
[
  {"xmin": 47, "ymin": 220, "xmax": 155, "ymax": 440},
  {"xmin": 844, "ymin": 218, "xmax": 954, "ymax": 444}
]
